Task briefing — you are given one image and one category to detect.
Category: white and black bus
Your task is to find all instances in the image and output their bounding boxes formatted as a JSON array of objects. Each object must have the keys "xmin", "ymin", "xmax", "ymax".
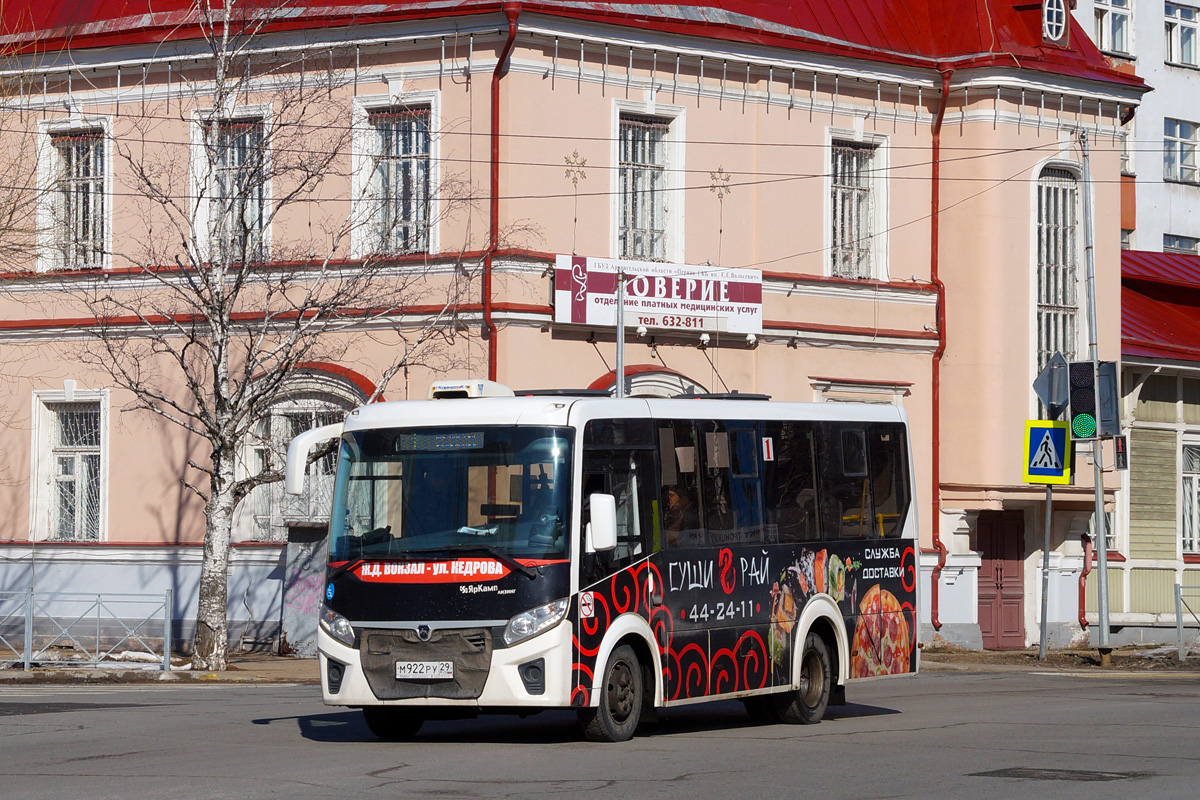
[{"xmin": 286, "ymin": 380, "xmax": 918, "ymax": 742}]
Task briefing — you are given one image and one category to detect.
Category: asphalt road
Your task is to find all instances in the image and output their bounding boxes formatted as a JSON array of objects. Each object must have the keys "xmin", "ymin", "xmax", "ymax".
[{"xmin": 2, "ymin": 670, "xmax": 1197, "ymax": 799}]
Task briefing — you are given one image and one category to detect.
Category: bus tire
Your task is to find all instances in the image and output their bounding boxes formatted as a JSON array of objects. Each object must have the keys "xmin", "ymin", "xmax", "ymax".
[
  {"xmin": 579, "ymin": 644, "xmax": 643, "ymax": 742},
  {"xmin": 362, "ymin": 707, "xmax": 424, "ymax": 740},
  {"xmin": 774, "ymin": 632, "xmax": 831, "ymax": 725}
]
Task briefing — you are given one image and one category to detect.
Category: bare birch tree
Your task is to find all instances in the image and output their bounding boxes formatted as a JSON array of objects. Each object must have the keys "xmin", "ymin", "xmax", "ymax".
[{"xmin": 61, "ymin": 0, "xmax": 483, "ymax": 669}]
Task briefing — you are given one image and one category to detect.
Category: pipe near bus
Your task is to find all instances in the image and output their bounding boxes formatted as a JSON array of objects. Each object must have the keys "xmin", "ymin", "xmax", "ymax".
[
  {"xmin": 485, "ymin": 2, "xmax": 522, "ymax": 381},
  {"xmin": 929, "ymin": 68, "xmax": 952, "ymax": 631}
]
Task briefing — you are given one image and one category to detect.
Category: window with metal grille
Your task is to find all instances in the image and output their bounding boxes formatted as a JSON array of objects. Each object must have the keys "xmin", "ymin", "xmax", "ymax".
[
  {"xmin": 50, "ymin": 130, "xmax": 105, "ymax": 270},
  {"xmin": 618, "ymin": 114, "xmax": 669, "ymax": 261},
  {"xmin": 1095, "ymin": 0, "xmax": 1132, "ymax": 54},
  {"xmin": 246, "ymin": 397, "xmax": 348, "ymax": 542},
  {"xmin": 1036, "ymin": 168, "xmax": 1079, "ymax": 383},
  {"xmin": 47, "ymin": 402, "xmax": 102, "ymax": 541},
  {"xmin": 368, "ymin": 107, "xmax": 431, "ymax": 255},
  {"xmin": 1183, "ymin": 445, "xmax": 1200, "ymax": 554},
  {"xmin": 207, "ymin": 118, "xmax": 266, "ymax": 262},
  {"xmin": 1165, "ymin": 118, "xmax": 1198, "ymax": 184},
  {"xmin": 1166, "ymin": 3, "xmax": 1198, "ymax": 66},
  {"xmin": 830, "ymin": 141, "xmax": 876, "ymax": 279}
]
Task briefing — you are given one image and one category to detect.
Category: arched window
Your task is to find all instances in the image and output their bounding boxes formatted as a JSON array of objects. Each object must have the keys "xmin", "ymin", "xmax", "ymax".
[
  {"xmin": 236, "ymin": 370, "xmax": 366, "ymax": 542},
  {"xmin": 1036, "ymin": 166, "xmax": 1080, "ymax": 375}
]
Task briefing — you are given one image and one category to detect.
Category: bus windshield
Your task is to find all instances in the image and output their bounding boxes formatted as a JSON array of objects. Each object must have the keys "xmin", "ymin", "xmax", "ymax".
[{"xmin": 327, "ymin": 426, "xmax": 573, "ymax": 563}]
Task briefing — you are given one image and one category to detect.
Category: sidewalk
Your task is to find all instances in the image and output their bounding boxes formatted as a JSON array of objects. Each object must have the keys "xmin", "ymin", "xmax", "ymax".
[
  {"xmin": 4, "ymin": 646, "xmax": 1199, "ymax": 685},
  {"xmin": 0, "ymin": 652, "xmax": 321, "ymax": 685},
  {"xmin": 921, "ymin": 644, "xmax": 1200, "ymax": 674}
]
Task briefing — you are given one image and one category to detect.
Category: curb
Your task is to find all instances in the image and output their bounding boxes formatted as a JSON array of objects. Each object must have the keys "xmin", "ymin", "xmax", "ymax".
[{"xmin": 1, "ymin": 664, "xmax": 320, "ymax": 685}]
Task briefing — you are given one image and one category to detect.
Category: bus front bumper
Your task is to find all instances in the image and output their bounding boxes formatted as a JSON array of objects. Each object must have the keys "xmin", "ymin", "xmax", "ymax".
[{"xmin": 317, "ymin": 622, "xmax": 575, "ymax": 709}]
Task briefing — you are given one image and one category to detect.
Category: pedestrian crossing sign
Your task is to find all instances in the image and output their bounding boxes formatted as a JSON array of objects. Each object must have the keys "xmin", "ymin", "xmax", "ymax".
[{"xmin": 1023, "ymin": 420, "xmax": 1072, "ymax": 485}]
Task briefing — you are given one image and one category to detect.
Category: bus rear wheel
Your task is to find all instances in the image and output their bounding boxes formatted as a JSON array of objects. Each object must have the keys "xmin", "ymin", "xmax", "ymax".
[
  {"xmin": 773, "ymin": 632, "xmax": 832, "ymax": 725},
  {"xmin": 579, "ymin": 644, "xmax": 643, "ymax": 742},
  {"xmin": 362, "ymin": 707, "xmax": 424, "ymax": 740}
]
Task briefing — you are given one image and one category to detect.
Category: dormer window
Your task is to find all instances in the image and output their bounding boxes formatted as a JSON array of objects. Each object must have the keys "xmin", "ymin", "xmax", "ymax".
[{"xmin": 1043, "ymin": 0, "xmax": 1068, "ymax": 44}]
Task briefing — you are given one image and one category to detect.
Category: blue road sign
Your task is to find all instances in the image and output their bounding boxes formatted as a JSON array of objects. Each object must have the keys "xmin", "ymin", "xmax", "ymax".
[{"xmin": 1023, "ymin": 420, "xmax": 1072, "ymax": 485}]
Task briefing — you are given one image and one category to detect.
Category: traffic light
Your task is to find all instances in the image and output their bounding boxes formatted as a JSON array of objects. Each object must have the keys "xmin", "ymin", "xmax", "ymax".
[{"xmin": 1068, "ymin": 361, "xmax": 1098, "ymax": 440}]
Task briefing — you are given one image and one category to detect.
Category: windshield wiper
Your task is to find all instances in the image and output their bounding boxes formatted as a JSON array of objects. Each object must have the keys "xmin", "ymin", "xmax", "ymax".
[
  {"xmin": 327, "ymin": 558, "xmax": 364, "ymax": 583},
  {"xmin": 409, "ymin": 544, "xmax": 538, "ymax": 580}
]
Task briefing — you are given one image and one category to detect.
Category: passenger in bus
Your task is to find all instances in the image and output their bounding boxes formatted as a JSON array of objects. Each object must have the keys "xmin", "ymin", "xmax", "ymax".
[
  {"xmin": 663, "ymin": 484, "xmax": 701, "ymax": 546},
  {"xmin": 705, "ymin": 476, "xmax": 735, "ymax": 532}
]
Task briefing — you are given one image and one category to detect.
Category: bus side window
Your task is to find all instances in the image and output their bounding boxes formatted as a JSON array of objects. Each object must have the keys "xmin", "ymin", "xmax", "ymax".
[
  {"xmin": 869, "ymin": 424, "xmax": 910, "ymax": 538},
  {"xmin": 581, "ymin": 450, "xmax": 655, "ymax": 584},
  {"xmin": 729, "ymin": 426, "xmax": 764, "ymax": 539},
  {"xmin": 700, "ymin": 425, "xmax": 735, "ymax": 534},
  {"xmin": 658, "ymin": 422, "xmax": 704, "ymax": 548},
  {"xmin": 816, "ymin": 424, "xmax": 875, "ymax": 540},
  {"xmin": 764, "ymin": 421, "xmax": 819, "ymax": 543}
]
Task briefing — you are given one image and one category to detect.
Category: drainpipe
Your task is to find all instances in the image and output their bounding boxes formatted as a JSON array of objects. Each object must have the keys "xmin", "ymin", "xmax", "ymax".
[
  {"xmin": 485, "ymin": 3, "xmax": 521, "ymax": 381},
  {"xmin": 930, "ymin": 69, "xmax": 952, "ymax": 631}
]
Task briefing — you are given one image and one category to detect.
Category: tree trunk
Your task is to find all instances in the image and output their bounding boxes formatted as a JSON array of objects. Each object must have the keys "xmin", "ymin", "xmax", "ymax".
[{"xmin": 192, "ymin": 456, "xmax": 237, "ymax": 671}]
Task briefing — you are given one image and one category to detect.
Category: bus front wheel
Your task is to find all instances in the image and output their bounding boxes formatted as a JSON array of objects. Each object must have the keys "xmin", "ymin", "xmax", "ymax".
[
  {"xmin": 579, "ymin": 644, "xmax": 643, "ymax": 742},
  {"xmin": 362, "ymin": 707, "xmax": 424, "ymax": 740},
  {"xmin": 774, "ymin": 632, "xmax": 832, "ymax": 725}
]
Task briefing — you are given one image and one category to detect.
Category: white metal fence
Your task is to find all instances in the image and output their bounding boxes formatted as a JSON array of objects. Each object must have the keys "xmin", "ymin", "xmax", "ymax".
[{"xmin": 0, "ymin": 589, "xmax": 172, "ymax": 671}]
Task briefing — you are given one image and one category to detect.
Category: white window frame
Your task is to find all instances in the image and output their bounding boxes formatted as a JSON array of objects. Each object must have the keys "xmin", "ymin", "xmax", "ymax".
[
  {"xmin": 29, "ymin": 389, "xmax": 110, "ymax": 542},
  {"xmin": 1165, "ymin": 117, "xmax": 1199, "ymax": 184},
  {"xmin": 1120, "ymin": 118, "xmax": 1134, "ymax": 177},
  {"xmin": 1032, "ymin": 162, "xmax": 1082, "ymax": 391},
  {"xmin": 191, "ymin": 106, "xmax": 272, "ymax": 263},
  {"xmin": 825, "ymin": 127, "xmax": 889, "ymax": 281},
  {"xmin": 1183, "ymin": 440, "xmax": 1200, "ymax": 555},
  {"xmin": 1165, "ymin": 233, "xmax": 1200, "ymax": 254},
  {"xmin": 351, "ymin": 89, "xmax": 440, "ymax": 258},
  {"xmin": 612, "ymin": 100, "xmax": 685, "ymax": 263},
  {"xmin": 234, "ymin": 373, "xmax": 363, "ymax": 543},
  {"xmin": 36, "ymin": 117, "xmax": 112, "ymax": 272},
  {"xmin": 1043, "ymin": 0, "xmax": 1069, "ymax": 44},
  {"xmin": 810, "ymin": 378, "xmax": 909, "ymax": 405},
  {"xmin": 1166, "ymin": 3, "xmax": 1199, "ymax": 66},
  {"xmin": 1094, "ymin": 0, "xmax": 1132, "ymax": 55}
]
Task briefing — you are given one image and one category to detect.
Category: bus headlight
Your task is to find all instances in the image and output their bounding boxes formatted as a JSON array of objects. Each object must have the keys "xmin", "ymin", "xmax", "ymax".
[
  {"xmin": 319, "ymin": 605, "xmax": 356, "ymax": 647},
  {"xmin": 503, "ymin": 598, "xmax": 569, "ymax": 646}
]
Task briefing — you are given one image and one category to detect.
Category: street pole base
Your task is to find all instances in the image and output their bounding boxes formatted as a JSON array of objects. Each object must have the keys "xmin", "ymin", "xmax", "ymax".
[{"xmin": 1098, "ymin": 648, "xmax": 1112, "ymax": 668}]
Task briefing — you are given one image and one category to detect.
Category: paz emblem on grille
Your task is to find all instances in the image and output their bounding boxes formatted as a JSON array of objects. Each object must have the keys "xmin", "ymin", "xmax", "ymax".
[{"xmin": 417, "ymin": 624, "xmax": 432, "ymax": 641}]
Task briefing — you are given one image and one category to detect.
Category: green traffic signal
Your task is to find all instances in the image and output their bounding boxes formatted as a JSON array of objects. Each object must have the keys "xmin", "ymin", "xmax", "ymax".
[{"xmin": 1071, "ymin": 412, "xmax": 1096, "ymax": 439}]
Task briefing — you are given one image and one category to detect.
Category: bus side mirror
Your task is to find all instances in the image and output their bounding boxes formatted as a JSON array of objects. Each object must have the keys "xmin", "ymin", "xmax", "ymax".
[
  {"xmin": 586, "ymin": 493, "xmax": 617, "ymax": 553},
  {"xmin": 284, "ymin": 423, "xmax": 344, "ymax": 495}
]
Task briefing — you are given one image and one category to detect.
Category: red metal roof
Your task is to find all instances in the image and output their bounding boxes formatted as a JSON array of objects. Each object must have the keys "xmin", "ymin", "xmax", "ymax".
[
  {"xmin": 1123, "ymin": 248, "xmax": 1200, "ymax": 287},
  {"xmin": 0, "ymin": 1, "xmax": 1144, "ymax": 89},
  {"xmin": 1123, "ymin": 250, "xmax": 1200, "ymax": 362}
]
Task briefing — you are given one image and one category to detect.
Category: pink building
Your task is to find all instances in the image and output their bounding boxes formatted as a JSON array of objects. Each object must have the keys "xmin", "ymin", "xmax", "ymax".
[{"xmin": 0, "ymin": 1, "xmax": 1144, "ymax": 651}]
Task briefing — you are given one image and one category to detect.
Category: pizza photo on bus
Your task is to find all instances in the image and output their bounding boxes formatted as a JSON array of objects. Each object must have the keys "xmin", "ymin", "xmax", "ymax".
[{"xmin": 850, "ymin": 585, "xmax": 913, "ymax": 678}]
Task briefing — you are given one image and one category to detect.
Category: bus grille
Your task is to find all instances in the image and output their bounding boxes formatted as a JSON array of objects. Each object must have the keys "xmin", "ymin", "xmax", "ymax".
[{"xmin": 360, "ymin": 628, "xmax": 493, "ymax": 700}]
